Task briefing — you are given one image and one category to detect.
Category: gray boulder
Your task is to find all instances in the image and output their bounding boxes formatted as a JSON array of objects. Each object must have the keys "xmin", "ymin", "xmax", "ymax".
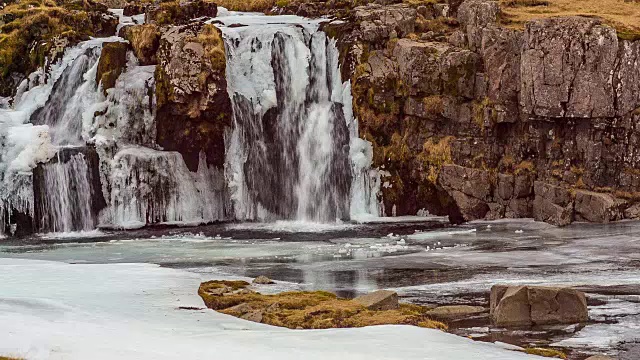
[
  {"xmin": 574, "ymin": 190, "xmax": 624, "ymax": 223},
  {"xmin": 491, "ymin": 285, "xmax": 588, "ymax": 327},
  {"xmin": 532, "ymin": 182, "xmax": 574, "ymax": 226},
  {"xmin": 426, "ymin": 305, "xmax": 487, "ymax": 320},
  {"xmin": 353, "ymin": 290, "xmax": 399, "ymax": 311}
]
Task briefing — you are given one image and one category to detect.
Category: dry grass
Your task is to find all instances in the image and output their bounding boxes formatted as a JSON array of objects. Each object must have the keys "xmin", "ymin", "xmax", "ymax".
[
  {"xmin": 195, "ymin": 24, "xmax": 226, "ymax": 71},
  {"xmin": 418, "ymin": 136, "xmax": 454, "ymax": 184},
  {"xmin": 214, "ymin": 0, "xmax": 278, "ymax": 12},
  {"xmin": 0, "ymin": 0, "xmax": 110, "ymax": 90},
  {"xmin": 199, "ymin": 281, "xmax": 447, "ymax": 330},
  {"xmin": 500, "ymin": 0, "xmax": 640, "ymax": 35},
  {"xmin": 515, "ymin": 160, "xmax": 536, "ymax": 175}
]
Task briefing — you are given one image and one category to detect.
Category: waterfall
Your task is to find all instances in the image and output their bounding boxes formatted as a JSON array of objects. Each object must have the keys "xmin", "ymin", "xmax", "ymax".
[
  {"xmin": 33, "ymin": 149, "xmax": 100, "ymax": 232},
  {"xmin": 0, "ymin": 11, "xmax": 381, "ymax": 237},
  {"xmin": 0, "ymin": 37, "xmax": 118, "ymax": 235},
  {"xmin": 219, "ymin": 14, "xmax": 380, "ymax": 222}
]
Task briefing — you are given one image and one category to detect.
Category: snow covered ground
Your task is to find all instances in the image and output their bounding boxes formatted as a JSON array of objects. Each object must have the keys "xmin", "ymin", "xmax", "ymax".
[{"xmin": 0, "ymin": 258, "xmax": 543, "ymax": 360}]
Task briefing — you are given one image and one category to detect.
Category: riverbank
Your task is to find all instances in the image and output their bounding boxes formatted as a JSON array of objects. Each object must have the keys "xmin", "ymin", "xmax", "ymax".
[{"xmin": 0, "ymin": 257, "xmax": 540, "ymax": 360}]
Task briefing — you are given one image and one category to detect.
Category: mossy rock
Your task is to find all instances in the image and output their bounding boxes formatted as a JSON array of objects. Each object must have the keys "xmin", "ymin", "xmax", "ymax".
[
  {"xmin": 0, "ymin": 0, "xmax": 117, "ymax": 96},
  {"xmin": 198, "ymin": 280, "xmax": 448, "ymax": 331},
  {"xmin": 121, "ymin": 24, "xmax": 160, "ymax": 65},
  {"xmin": 96, "ymin": 41, "xmax": 128, "ymax": 94}
]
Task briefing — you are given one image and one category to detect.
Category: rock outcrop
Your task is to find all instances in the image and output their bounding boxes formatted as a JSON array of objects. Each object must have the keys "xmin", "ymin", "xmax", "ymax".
[
  {"xmin": 155, "ymin": 22, "xmax": 231, "ymax": 171},
  {"xmin": 490, "ymin": 285, "xmax": 589, "ymax": 327},
  {"xmin": 325, "ymin": 0, "xmax": 640, "ymax": 226},
  {"xmin": 120, "ymin": 25, "xmax": 161, "ymax": 66},
  {"xmin": 198, "ymin": 281, "xmax": 446, "ymax": 330}
]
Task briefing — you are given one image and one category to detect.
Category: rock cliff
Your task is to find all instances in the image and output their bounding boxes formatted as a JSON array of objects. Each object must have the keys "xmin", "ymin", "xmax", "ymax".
[{"xmin": 322, "ymin": 0, "xmax": 640, "ymax": 225}]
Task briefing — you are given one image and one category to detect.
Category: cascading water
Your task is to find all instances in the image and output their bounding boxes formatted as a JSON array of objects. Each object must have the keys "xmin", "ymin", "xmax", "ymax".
[
  {"xmin": 0, "ymin": 37, "xmax": 118, "ymax": 235},
  {"xmin": 219, "ymin": 14, "xmax": 379, "ymax": 222},
  {"xmin": 0, "ymin": 10, "xmax": 380, "ymax": 237},
  {"xmin": 34, "ymin": 149, "xmax": 98, "ymax": 232}
]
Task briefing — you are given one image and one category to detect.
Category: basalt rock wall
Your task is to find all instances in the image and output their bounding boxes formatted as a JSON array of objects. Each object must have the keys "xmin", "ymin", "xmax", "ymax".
[{"xmin": 324, "ymin": 0, "xmax": 640, "ymax": 225}]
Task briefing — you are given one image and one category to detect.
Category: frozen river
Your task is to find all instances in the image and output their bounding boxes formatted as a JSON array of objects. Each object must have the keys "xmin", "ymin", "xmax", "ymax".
[{"xmin": 2, "ymin": 218, "xmax": 640, "ymax": 359}]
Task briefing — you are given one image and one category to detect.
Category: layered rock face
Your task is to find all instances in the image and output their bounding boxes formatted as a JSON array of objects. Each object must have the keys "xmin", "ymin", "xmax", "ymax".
[{"xmin": 326, "ymin": 0, "xmax": 640, "ymax": 225}]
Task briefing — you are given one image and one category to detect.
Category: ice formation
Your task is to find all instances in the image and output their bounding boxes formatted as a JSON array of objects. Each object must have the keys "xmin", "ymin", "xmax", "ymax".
[
  {"xmin": 0, "ymin": 10, "xmax": 381, "ymax": 236},
  {"xmin": 220, "ymin": 14, "xmax": 380, "ymax": 222}
]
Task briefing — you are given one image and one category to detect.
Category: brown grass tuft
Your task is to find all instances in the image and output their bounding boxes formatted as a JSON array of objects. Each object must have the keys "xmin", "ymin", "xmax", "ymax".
[{"xmin": 499, "ymin": 0, "xmax": 640, "ymax": 35}]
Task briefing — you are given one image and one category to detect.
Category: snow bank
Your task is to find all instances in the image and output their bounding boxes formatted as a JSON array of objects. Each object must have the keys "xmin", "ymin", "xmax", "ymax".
[{"xmin": 0, "ymin": 258, "xmax": 542, "ymax": 360}]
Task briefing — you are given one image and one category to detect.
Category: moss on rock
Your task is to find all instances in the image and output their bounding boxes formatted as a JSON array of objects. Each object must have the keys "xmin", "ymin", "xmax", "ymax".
[
  {"xmin": 121, "ymin": 24, "xmax": 160, "ymax": 65},
  {"xmin": 523, "ymin": 347, "xmax": 567, "ymax": 359},
  {"xmin": 96, "ymin": 41, "xmax": 128, "ymax": 95},
  {"xmin": 198, "ymin": 280, "xmax": 448, "ymax": 330},
  {"xmin": 0, "ymin": 0, "xmax": 118, "ymax": 96}
]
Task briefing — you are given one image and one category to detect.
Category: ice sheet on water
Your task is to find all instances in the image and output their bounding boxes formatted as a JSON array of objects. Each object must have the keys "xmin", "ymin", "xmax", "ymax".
[
  {"xmin": 0, "ymin": 258, "xmax": 541, "ymax": 360},
  {"xmin": 225, "ymin": 220, "xmax": 361, "ymax": 233},
  {"xmin": 36, "ymin": 229, "xmax": 106, "ymax": 240}
]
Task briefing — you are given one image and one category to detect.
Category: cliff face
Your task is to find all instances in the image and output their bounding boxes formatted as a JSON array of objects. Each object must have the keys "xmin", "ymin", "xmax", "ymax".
[{"xmin": 322, "ymin": 0, "xmax": 640, "ymax": 225}]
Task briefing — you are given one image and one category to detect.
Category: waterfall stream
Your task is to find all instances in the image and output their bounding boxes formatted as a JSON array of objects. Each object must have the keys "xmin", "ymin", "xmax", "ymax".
[
  {"xmin": 34, "ymin": 150, "xmax": 97, "ymax": 232},
  {"xmin": 219, "ymin": 14, "xmax": 379, "ymax": 222},
  {"xmin": 0, "ymin": 10, "xmax": 380, "ymax": 236}
]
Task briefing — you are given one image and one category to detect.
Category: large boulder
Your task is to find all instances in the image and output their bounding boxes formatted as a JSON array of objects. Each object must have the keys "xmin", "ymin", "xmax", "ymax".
[
  {"xmin": 155, "ymin": 22, "xmax": 232, "ymax": 171},
  {"xmin": 532, "ymin": 182, "xmax": 574, "ymax": 226},
  {"xmin": 353, "ymin": 290, "xmax": 399, "ymax": 311},
  {"xmin": 574, "ymin": 190, "xmax": 625, "ymax": 223},
  {"xmin": 491, "ymin": 285, "xmax": 531, "ymax": 327},
  {"xmin": 439, "ymin": 164, "xmax": 492, "ymax": 220},
  {"xmin": 491, "ymin": 285, "xmax": 588, "ymax": 327}
]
